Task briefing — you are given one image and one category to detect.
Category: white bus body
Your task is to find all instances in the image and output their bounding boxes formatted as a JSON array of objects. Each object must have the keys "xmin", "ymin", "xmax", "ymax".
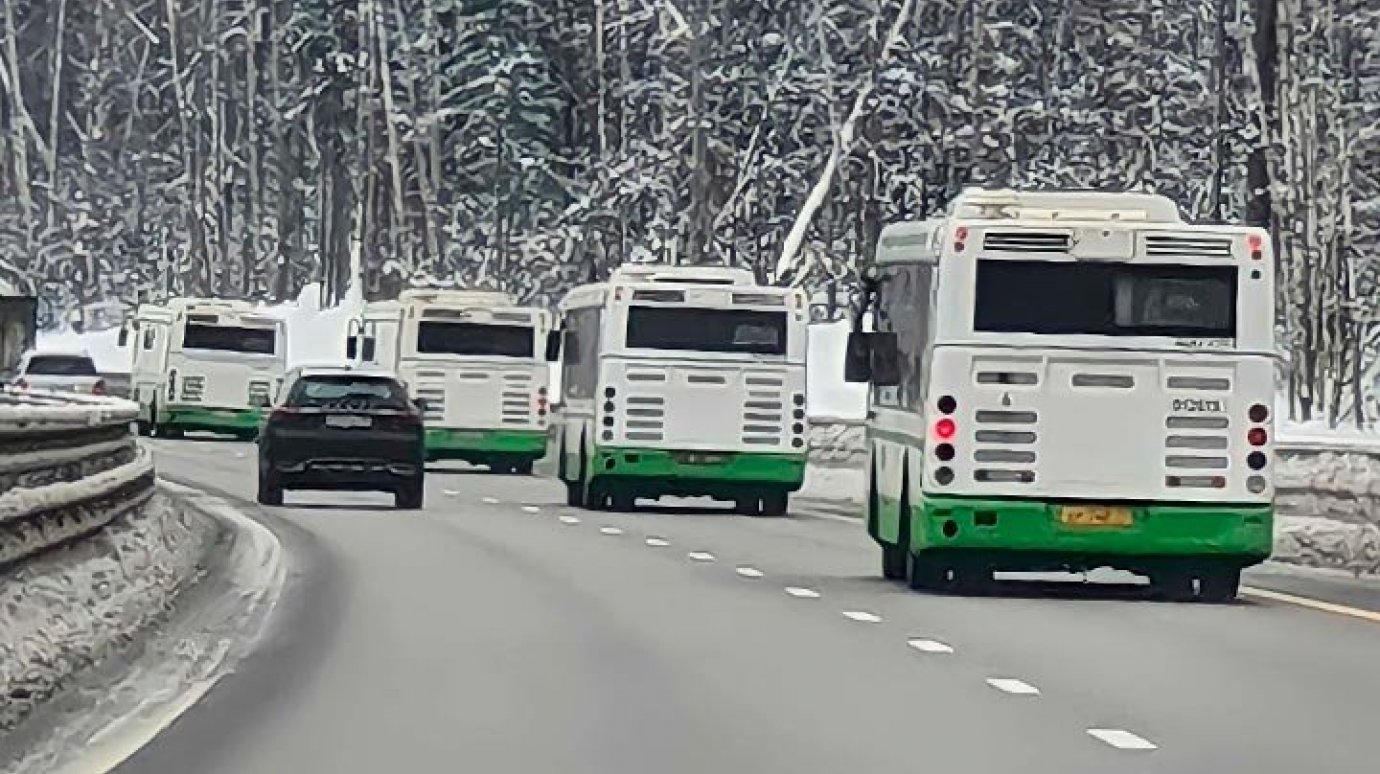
[
  {"xmin": 348, "ymin": 289, "xmax": 555, "ymax": 472},
  {"xmin": 126, "ymin": 298, "xmax": 286, "ymax": 438},
  {"xmin": 555, "ymin": 264, "xmax": 810, "ymax": 514},
  {"xmin": 851, "ymin": 188, "xmax": 1275, "ymax": 601}
]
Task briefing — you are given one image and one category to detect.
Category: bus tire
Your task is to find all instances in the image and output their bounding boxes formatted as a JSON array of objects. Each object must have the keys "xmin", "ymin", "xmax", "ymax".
[
  {"xmin": 733, "ymin": 498, "xmax": 760, "ymax": 516},
  {"xmin": 565, "ymin": 481, "xmax": 582, "ymax": 507},
  {"xmin": 610, "ymin": 489, "xmax": 636, "ymax": 512},
  {"xmin": 907, "ymin": 552, "xmax": 945, "ymax": 592},
  {"xmin": 1198, "ymin": 566, "xmax": 1241, "ymax": 604},
  {"xmin": 760, "ymin": 491, "xmax": 788, "ymax": 517},
  {"xmin": 136, "ymin": 420, "xmax": 153, "ymax": 437},
  {"xmin": 583, "ymin": 478, "xmax": 609, "ymax": 511},
  {"xmin": 512, "ymin": 459, "xmax": 535, "ymax": 476},
  {"xmin": 161, "ymin": 425, "xmax": 184, "ymax": 440},
  {"xmin": 1152, "ymin": 567, "xmax": 1197, "ymax": 603}
]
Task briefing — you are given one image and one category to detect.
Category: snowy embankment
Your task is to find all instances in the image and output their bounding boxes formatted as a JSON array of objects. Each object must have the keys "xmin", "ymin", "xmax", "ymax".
[{"xmin": 0, "ymin": 391, "xmax": 226, "ymax": 734}]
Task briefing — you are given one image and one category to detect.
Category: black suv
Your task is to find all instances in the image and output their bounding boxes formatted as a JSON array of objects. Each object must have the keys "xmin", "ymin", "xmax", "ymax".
[{"xmin": 257, "ymin": 368, "xmax": 425, "ymax": 509}]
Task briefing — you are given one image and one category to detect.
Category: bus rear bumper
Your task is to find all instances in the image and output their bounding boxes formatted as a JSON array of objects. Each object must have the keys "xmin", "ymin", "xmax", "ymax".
[
  {"xmin": 161, "ymin": 406, "xmax": 265, "ymax": 436},
  {"xmin": 588, "ymin": 447, "xmax": 807, "ymax": 496},
  {"xmin": 426, "ymin": 427, "xmax": 547, "ymax": 463},
  {"xmin": 909, "ymin": 494, "xmax": 1272, "ymax": 570}
]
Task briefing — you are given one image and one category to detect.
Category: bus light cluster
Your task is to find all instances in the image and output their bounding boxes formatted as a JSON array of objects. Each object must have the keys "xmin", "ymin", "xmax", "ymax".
[
  {"xmin": 601, "ymin": 386, "xmax": 617, "ymax": 442},
  {"xmin": 953, "ymin": 226, "xmax": 969, "ymax": 254},
  {"xmin": 1246, "ymin": 233, "xmax": 1264, "ymax": 261},
  {"xmin": 1246, "ymin": 402, "xmax": 1269, "ymax": 494},
  {"xmin": 791, "ymin": 394, "xmax": 806, "ymax": 449},
  {"xmin": 536, "ymin": 386, "xmax": 549, "ymax": 422},
  {"xmin": 932, "ymin": 395, "xmax": 958, "ymax": 486}
]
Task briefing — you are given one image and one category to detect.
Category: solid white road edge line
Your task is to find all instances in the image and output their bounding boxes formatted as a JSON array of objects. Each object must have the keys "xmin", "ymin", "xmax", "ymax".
[
  {"xmin": 1242, "ymin": 586, "xmax": 1380, "ymax": 624},
  {"xmin": 1086, "ymin": 728, "xmax": 1158, "ymax": 751},
  {"xmin": 784, "ymin": 587, "xmax": 821, "ymax": 599},
  {"xmin": 986, "ymin": 678, "xmax": 1040, "ymax": 696},
  {"xmin": 907, "ymin": 638, "xmax": 954, "ymax": 654},
  {"xmin": 842, "ymin": 611, "xmax": 882, "ymax": 623}
]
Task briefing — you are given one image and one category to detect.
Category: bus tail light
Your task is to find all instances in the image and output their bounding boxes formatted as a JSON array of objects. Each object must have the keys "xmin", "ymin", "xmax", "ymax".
[
  {"xmin": 1247, "ymin": 427, "xmax": 1267, "ymax": 447},
  {"xmin": 1246, "ymin": 233, "xmax": 1264, "ymax": 260},
  {"xmin": 536, "ymin": 386, "xmax": 548, "ymax": 418},
  {"xmin": 934, "ymin": 417, "xmax": 956, "ymax": 440},
  {"xmin": 953, "ymin": 226, "xmax": 969, "ymax": 253}
]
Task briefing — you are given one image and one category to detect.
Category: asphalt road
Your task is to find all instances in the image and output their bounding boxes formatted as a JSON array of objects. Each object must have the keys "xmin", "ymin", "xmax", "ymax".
[{"xmin": 114, "ymin": 438, "xmax": 1380, "ymax": 774}]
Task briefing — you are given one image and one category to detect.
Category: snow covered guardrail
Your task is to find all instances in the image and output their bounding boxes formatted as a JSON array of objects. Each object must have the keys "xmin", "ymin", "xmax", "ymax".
[{"xmin": 0, "ymin": 389, "xmax": 154, "ymax": 569}]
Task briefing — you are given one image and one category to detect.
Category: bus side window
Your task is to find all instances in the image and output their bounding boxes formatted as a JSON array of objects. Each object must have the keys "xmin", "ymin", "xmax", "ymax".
[{"xmin": 143, "ymin": 328, "xmax": 156, "ymax": 350}]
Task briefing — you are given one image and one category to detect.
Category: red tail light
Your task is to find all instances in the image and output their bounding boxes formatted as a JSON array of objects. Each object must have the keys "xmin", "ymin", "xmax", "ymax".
[
  {"xmin": 1247, "ymin": 427, "xmax": 1268, "ymax": 447},
  {"xmin": 934, "ymin": 417, "xmax": 957, "ymax": 440},
  {"xmin": 13, "ymin": 378, "xmax": 27, "ymax": 390},
  {"xmin": 92, "ymin": 379, "xmax": 107, "ymax": 396}
]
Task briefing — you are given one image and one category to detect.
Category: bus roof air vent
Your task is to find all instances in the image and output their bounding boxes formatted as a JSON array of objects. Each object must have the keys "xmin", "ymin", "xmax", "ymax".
[
  {"xmin": 1144, "ymin": 234, "xmax": 1234, "ymax": 258},
  {"xmin": 610, "ymin": 264, "xmax": 756, "ymax": 286},
  {"xmin": 983, "ymin": 231, "xmax": 1071, "ymax": 253}
]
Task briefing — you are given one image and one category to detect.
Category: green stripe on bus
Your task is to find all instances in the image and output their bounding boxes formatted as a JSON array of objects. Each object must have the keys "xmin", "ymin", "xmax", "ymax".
[
  {"xmin": 587, "ymin": 446, "xmax": 807, "ymax": 487},
  {"xmin": 878, "ymin": 493, "xmax": 1272, "ymax": 559},
  {"xmin": 163, "ymin": 407, "xmax": 265, "ymax": 432},
  {"xmin": 426, "ymin": 428, "xmax": 548, "ymax": 455}
]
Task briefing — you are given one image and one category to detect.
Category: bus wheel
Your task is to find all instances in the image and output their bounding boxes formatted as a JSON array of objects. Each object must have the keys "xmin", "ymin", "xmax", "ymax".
[
  {"xmin": 136, "ymin": 420, "xmax": 153, "ymax": 437},
  {"xmin": 583, "ymin": 478, "xmax": 610, "ymax": 510},
  {"xmin": 733, "ymin": 497, "xmax": 760, "ymax": 516},
  {"xmin": 907, "ymin": 552, "xmax": 946, "ymax": 592},
  {"xmin": 881, "ymin": 544, "xmax": 907, "ymax": 581},
  {"xmin": 760, "ymin": 492, "xmax": 788, "ymax": 517},
  {"xmin": 1152, "ymin": 567, "xmax": 1197, "ymax": 603},
  {"xmin": 1198, "ymin": 566, "xmax": 1241, "ymax": 604},
  {"xmin": 564, "ymin": 481, "xmax": 582, "ymax": 507},
  {"xmin": 511, "ymin": 459, "xmax": 535, "ymax": 475},
  {"xmin": 610, "ymin": 489, "xmax": 636, "ymax": 512},
  {"xmin": 160, "ymin": 425, "xmax": 184, "ymax": 440}
]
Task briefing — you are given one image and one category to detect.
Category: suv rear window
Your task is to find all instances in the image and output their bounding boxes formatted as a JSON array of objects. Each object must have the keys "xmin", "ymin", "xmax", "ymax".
[
  {"xmin": 25, "ymin": 355, "xmax": 98, "ymax": 376},
  {"xmin": 287, "ymin": 376, "xmax": 410, "ymax": 410}
]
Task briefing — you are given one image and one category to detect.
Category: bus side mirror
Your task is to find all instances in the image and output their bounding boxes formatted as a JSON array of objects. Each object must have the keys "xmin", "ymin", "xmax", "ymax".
[
  {"xmin": 346, "ymin": 337, "xmax": 358, "ymax": 359},
  {"xmin": 117, "ymin": 326, "xmax": 129, "ymax": 347},
  {"xmin": 870, "ymin": 333, "xmax": 901, "ymax": 387},
  {"xmin": 844, "ymin": 332, "xmax": 872, "ymax": 383},
  {"xmin": 545, "ymin": 330, "xmax": 561, "ymax": 362},
  {"xmin": 360, "ymin": 337, "xmax": 376, "ymax": 362}
]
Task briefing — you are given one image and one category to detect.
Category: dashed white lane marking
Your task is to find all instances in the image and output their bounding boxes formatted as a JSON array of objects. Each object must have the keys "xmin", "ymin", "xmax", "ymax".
[
  {"xmin": 735, "ymin": 566, "xmax": 764, "ymax": 579},
  {"xmin": 521, "ymin": 506, "xmax": 540, "ymax": 513},
  {"xmin": 1087, "ymin": 728, "xmax": 1157, "ymax": 751},
  {"xmin": 645, "ymin": 537, "xmax": 670, "ymax": 547},
  {"xmin": 559, "ymin": 515, "xmax": 581, "ymax": 525},
  {"xmin": 688, "ymin": 551, "xmax": 716, "ymax": 562},
  {"xmin": 986, "ymin": 678, "xmax": 1040, "ymax": 696},
  {"xmin": 785, "ymin": 587, "xmax": 821, "ymax": 599},
  {"xmin": 482, "ymin": 497, "xmax": 500, "ymax": 504},
  {"xmin": 599, "ymin": 526, "xmax": 623, "ymax": 536},
  {"xmin": 907, "ymin": 638, "xmax": 954, "ymax": 654},
  {"xmin": 842, "ymin": 611, "xmax": 882, "ymax": 623},
  {"xmin": 443, "ymin": 490, "xmax": 459, "ymax": 497}
]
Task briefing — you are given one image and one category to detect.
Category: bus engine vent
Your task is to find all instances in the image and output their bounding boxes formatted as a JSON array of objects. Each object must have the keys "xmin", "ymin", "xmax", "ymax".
[
  {"xmin": 416, "ymin": 383, "xmax": 446, "ymax": 422},
  {"xmin": 501, "ymin": 372, "xmax": 533, "ymax": 425},
  {"xmin": 742, "ymin": 388, "xmax": 785, "ymax": 446},
  {"xmin": 624, "ymin": 395, "xmax": 666, "ymax": 442},
  {"xmin": 972, "ymin": 410, "xmax": 1038, "ymax": 484},
  {"xmin": 982, "ymin": 231, "xmax": 1070, "ymax": 253},
  {"xmin": 1144, "ymin": 234, "xmax": 1233, "ymax": 258},
  {"xmin": 1163, "ymin": 414, "xmax": 1231, "ymax": 488}
]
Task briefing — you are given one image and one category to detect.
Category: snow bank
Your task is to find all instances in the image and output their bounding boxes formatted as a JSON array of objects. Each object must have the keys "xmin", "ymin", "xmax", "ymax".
[{"xmin": 0, "ymin": 490, "xmax": 218, "ymax": 731}]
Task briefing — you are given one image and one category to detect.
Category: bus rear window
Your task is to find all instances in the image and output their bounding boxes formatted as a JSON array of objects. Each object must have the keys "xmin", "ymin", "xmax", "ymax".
[
  {"xmin": 183, "ymin": 324, "xmax": 277, "ymax": 354},
  {"xmin": 626, "ymin": 307, "xmax": 787, "ymax": 355},
  {"xmin": 974, "ymin": 260, "xmax": 1237, "ymax": 338},
  {"xmin": 417, "ymin": 322, "xmax": 534, "ymax": 357}
]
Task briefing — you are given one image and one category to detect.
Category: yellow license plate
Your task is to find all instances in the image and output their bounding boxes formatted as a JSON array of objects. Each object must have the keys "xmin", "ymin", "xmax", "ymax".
[{"xmin": 1058, "ymin": 505, "xmax": 1134, "ymax": 527}]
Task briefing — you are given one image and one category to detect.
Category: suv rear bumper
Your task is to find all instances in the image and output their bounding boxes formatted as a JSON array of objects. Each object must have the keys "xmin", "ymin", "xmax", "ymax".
[{"xmin": 894, "ymin": 493, "xmax": 1272, "ymax": 567}]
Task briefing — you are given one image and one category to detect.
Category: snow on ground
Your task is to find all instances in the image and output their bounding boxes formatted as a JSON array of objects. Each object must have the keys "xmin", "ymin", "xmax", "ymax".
[{"xmin": 0, "ymin": 491, "xmax": 217, "ymax": 732}]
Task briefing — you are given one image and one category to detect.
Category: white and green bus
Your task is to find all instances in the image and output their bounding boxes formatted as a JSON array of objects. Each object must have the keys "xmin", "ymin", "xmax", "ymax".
[
  {"xmin": 847, "ymin": 188, "xmax": 1275, "ymax": 602},
  {"xmin": 554, "ymin": 264, "xmax": 809, "ymax": 514},
  {"xmin": 346, "ymin": 289, "xmax": 557, "ymax": 473},
  {"xmin": 123, "ymin": 298, "xmax": 286, "ymax": 439}
]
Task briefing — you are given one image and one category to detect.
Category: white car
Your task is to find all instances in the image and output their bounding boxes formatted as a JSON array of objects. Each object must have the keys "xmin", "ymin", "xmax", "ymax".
[{"xmin": 14, "ymin": 351, "xmax": 106, "ymax": 395}]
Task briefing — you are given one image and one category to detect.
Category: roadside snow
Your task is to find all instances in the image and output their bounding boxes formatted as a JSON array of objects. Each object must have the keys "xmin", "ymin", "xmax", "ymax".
[{"xmin": 0, "ymin": 491, "xmax": 217, "ymax": 732}]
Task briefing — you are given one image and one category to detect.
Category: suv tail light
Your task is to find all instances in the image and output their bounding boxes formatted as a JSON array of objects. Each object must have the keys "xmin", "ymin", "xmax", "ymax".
[
  {"xmin": 92, "ymin": 379, "xmax": 107, "ymax": 396},
  {"xmin": 13, "ymin": 378, "xmax": 27, "ymax": 390}
]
